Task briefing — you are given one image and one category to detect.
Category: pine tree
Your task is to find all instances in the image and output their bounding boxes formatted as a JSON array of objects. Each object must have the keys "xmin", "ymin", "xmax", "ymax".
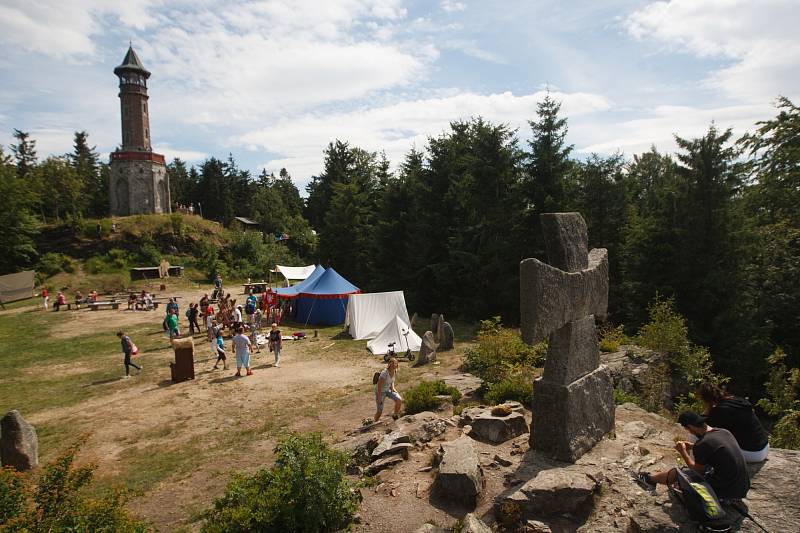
[
  {"xmin": 69, "ymin": 131, "xmax": 103, "ymax": 217},
  {"xmin": 0, "ymin": 149, "xmax": 39, "ymax": 273},
  {"xmin": 11, "ymin": 129, "xmax": 37, "ymax": 180}
]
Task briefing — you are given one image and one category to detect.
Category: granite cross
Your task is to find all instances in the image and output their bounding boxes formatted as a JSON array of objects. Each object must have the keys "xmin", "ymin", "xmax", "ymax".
[{"xmin": 520, "ymin": 212, "xmax": 615, "ymax": 462}]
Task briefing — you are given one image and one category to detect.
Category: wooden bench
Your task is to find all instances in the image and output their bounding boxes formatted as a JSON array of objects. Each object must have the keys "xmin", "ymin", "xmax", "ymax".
[{"xmin": 89, "ymin": 301, "xmax": 120, "ymax": 311}]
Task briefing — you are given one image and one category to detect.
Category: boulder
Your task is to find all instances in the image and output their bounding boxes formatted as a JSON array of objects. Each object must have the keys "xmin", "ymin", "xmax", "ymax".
[
  {"xmin": 498, "ymin": 465, "xmax": 600, "ymax": 520},
  {"xmin": 460, "ymin": 513, "xmax": 492, "ymax": 533},
  {"xmin": 396, "ymin": 411, "xmax": 448, "ymax": 443},
  {"xmin": 530, "ymin": 365, "xmax": 615, "ymax": 462},
  {"xmin": 468, "ymin": 411, "xmax": 529, "ymax": 444},
  {"xmin": 542, "ymin": 315, "xmax": 599, "ymax": 385},
  {"xmin": 415, "ymin": 331, "xmax": 437, "ymax": 366},
  {"xmin": 441, "ymin": 373, "xmax": 483, "ymax": 398},
  {"xmin": 372, "ymin": 431, "xmax": 412, "ymax": 459},
  {"xmin": 0, "ymin": 410, "xmax": 38, "ymax": 471},
  {"xmin": 439, "ymin": 322, "xmax": 455, "ymax": 351},
  {"xmin": 432, "ymin": 436, "xmax": 484, "ymax": 507}
]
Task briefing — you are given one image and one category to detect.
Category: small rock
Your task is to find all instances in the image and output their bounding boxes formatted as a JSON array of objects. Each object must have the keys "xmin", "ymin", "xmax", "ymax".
[
  {"xmin": 372, "ymin": 431, "xmax": 412, "ymax": 458},
  {"xmin": 525, "ymin": 520, "xmax": 552, "ymax": 533},
  {"xmin": 460, "ymin": 512, "xmax": 492, "ymax": 533},
  {"xmin": 414, "ymin": 524, "xmax": 448, "ymax": 533},
  {"xmin": 418, "ymin": 465, "xmax": 433, "ymax": 472},
  {"xmin": 468, "ymin": 410, "xmax": 529, "ymax": 444},
  {"xmin": 366, "ymin": 455, "xmax": 404, "ymax": 475},
  {"xmin": 494, "ymin": 454, "xmax": 512, "ymax": 467},
  {"xmin": 353, "ymin": 513, "xmax": 362, "ymax": 524},
  {"xmin": 390, "ymin": 489, "xmax": 398, "ymax": 497}
]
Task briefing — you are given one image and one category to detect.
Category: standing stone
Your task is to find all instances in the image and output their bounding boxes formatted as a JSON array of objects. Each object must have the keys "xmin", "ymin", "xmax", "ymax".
[
  {"xmin": 430, "ymin": 314, "xmax": 441, "ymax": 342},
  {"xmin": 415, "ymin": 331, "xmax": 437, "ymax": 366},
  {"xmin": 521, "ymin": 213, "xmax": 614, "ymax": 462},
  {"xmin": 1, "ymin": 410, "xmax": 38, "ymax": 471},
  {"xmin": 439, "ymin": 321, "xmax": 455, "ymax": 351}
]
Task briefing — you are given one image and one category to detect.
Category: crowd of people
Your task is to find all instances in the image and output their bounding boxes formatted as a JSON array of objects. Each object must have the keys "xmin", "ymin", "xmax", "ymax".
[{"xmin": 42, "ymin": 288, "xmax": 99, "ymax": 311}]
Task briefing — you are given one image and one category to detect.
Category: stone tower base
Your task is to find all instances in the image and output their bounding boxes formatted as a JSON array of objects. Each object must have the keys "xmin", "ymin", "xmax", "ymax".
[{"xmin": 109, "ymin": 152, "xmax": 170, "ymax": 215}]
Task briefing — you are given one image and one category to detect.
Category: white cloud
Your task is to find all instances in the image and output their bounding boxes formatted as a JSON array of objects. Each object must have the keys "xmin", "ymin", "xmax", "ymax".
[
  {"xmin": 241, "ymin": 90, "xmax": 611, "ymax": 182},
  {"xmin": 578, "ymin": 103, "xmax": 772, "ymax": 155},
  {"xmin": 441, "ymin": 0, "xmax": 466, "ymax": 13},
  {"xmin": 154, "ymin": 146, "xmax": 207, "ymax": 162},
  {"xmin": 0, "ymin": 0, "xmax": 159, "ymax": 59},
  {"xmin": 625, "ymin": 0, "xmax": 800, "ymax": 101},
  {"xmin": 443, "ymin": 40, "xmax": 506, "ymax": 64}
]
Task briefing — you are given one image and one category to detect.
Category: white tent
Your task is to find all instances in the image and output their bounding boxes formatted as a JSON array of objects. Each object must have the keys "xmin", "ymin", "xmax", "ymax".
[
  {"xmin": 345, "ymin": 291, "xmax": 410, "ymax": 340},
  {"xmin": 367, "ymin": 316, "xmax": 422, "ymax": 355},
  {"xmin": 276, "ymin": 265, "xmax": 316, "ymax": 285}
]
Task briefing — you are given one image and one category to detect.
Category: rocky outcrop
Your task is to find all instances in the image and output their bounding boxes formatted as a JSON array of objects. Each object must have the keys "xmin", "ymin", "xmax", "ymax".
[
  {"xmin": 432, "ymin": 436, "xmax": 484, "ymax": 507},
  {"xmin": 499, "ymin": 465, "xmax": 601, "ymax": 522},
  {"xmin": 459, "ymin": 513, "xmax": 492, "ymax": 533},
  {"xmin": 372, "ymin": 431, "xmax": 412, "ymax": 459},
  {"xmin": 396, "ymin": 411, "xmax": 448, "ymax": 443},
  {"xmin": 1, "ymin": 410, "xmax": 38, "ymax": 471},
  {"xmin": 460, "ymin": 404, "xmax": 529, "ymax": 444}
]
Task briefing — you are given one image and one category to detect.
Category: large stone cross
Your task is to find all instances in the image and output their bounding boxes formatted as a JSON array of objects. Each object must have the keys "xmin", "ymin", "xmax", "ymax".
[{"xmin": 520, "ymin": 213, "xmax": 615, "ymax": 462}]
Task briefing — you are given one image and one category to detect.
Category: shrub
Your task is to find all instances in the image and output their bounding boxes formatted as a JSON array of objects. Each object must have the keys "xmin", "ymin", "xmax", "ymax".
[
  {"xmin": 462, "ymin": 317, "xmax": 546, "ymax": 385},
  {"xmin": 613, "ymin": 387, "xmax": 639, "ymax": 405},
  {"xmin": 37, "ymin": 252, "xmax": 76, "ymax": 277},
  {"xmin": 202, "ymin": 433, "xmax": 357, "ymax": 533},
  {"xmin": 0, "ymin": 442, "xmax": 148, "ymax": 531},
  {"xmin": 85, "ymin": 249, "xmax": 129, "ymax": 274},
  {"xmin": 484, "ymin": 370, "xmax": 533, "ymax": 405},
  {"xmin": 599, "ymin": 324, "xmax": 629, "ymax": 353},
  {"xmin": 758, "ymin": 348, "xmax": 800, "ymax": 449},
  {"xmin": 635, "ymin": 296, "xmax": 690, "ymax": 356},
  {"xmin": 404, "ymin": 380, "xmax": 462, "ymax": 415}
]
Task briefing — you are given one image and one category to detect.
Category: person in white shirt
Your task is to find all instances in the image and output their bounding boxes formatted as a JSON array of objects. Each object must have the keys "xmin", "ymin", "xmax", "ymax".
[
  {"xmin": 232, "ymin": 327, "xmax": 252, "ymax": 376},
  {"xmin": 374, "ymin": 358, "xmax": 403, "ymax": 422}
]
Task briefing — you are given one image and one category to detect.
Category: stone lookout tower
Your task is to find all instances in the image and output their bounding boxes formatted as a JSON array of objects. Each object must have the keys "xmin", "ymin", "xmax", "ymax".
[{"xmin": 109, "ymin": 46, "xmax": 170, "ymax": 215}]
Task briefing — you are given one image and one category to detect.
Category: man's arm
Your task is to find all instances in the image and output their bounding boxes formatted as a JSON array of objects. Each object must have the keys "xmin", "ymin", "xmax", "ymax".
[{"xmin": 676, "ymin": 441, "xmax": 704, "ymax": 474}]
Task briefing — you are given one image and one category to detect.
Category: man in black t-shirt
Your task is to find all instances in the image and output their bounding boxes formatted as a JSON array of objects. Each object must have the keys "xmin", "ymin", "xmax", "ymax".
[{"xmin": 637, "ymin": 412, "xmax": 750, "ymax": 500}]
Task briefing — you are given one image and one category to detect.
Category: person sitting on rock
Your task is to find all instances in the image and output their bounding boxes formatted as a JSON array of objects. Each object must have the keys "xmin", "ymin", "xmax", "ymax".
[
  {"xmin": 695, "ymin": 382, "xmax": 769, "ymax": 463},
  {"xmin": 637, "ymin": 412, "xmax": 750, "ymax": 501},
  {"xmin": 374, "ymin": 357, "xmax": 403, "ymax": 422}
]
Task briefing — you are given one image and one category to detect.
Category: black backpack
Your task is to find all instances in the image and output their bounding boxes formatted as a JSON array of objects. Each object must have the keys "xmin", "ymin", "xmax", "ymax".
[
  {"xmin": 372, "ymin": 371, "xmax": 381, "ymax": 385},
  {"xmin": 671, "ymin": 468, "xmax": 733, "ymax": 532}
]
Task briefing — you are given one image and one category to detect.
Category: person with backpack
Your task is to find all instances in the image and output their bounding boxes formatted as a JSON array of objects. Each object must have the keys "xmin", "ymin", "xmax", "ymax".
[
  {"xmin": 374, "ymin": 357, "xmax": 403, "ymax": 422},
  {"xmin": 117, "ymin": 331, "xmax": 142, "ymax": 378},
  {"xmin": 637, "ymin": 412, "xmax": 750, "ymax": 502},
  {"xmin": 696, "ymin": 382, "xmax": 769, "ymax": 463}
]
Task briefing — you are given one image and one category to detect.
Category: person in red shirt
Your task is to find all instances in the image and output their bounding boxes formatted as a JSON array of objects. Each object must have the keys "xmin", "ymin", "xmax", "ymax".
[
  {"xmin": 41, "ymin": 288, "xmax": 49, "ymax": 310},
  {"xmin": 54, "ymin": 291, "xmax": 66, "ymax": 311}
]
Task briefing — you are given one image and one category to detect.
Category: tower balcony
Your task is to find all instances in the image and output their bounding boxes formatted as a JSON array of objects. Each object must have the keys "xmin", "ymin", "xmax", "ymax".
[{"xmin": 111, "ymin": 150, "xmax": 165, "ymax": 165}]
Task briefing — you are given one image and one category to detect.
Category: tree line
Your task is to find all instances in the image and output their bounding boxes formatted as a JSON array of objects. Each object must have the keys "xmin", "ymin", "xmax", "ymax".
[{"xmin": 1, "ymin": 95, "xmax": 798, "ymax": 397}]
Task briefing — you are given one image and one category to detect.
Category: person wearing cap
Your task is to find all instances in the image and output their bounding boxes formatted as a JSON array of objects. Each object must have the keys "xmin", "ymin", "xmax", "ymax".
[
  {"xmin": 233, "ymin": 304, "xmax": 243, "ymax": 331},
  {"xmin": 637, "ymin": 411, "xmax": 750, "ymax": 500}
]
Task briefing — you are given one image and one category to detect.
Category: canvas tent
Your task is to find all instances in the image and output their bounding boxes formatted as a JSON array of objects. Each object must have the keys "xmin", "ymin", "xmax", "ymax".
[
  {"xmin": 295, "ymin": 268, "xmax": 360, "ymax": 326},
  {"xmin": 276, "ymin": 264, "xmax": 316, "ymax": 285},
  {"xmin": 345, "ymin": 291, "xmax": 410, "ymax": 340},
  {"xmin": 275, "ymin": 265, "xmax": 325, "ymax": 299},
  {"xmin": 0, "ymin": 270, "xmax": 35, "ymax": 303},
  {"xmin": 367, "ymin": 316, "xmax": 422, "ymax": 355}
]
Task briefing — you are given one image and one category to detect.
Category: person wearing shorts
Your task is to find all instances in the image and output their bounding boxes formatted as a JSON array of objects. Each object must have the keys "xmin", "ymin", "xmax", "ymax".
[
  {"xmin": 374, "ymin": 357, "xmax": 403, "ymax": 422},
  {"xmin": 268, "ymin": 322, "xmax": 282, "ymax": 367},
  {"xmin": 212, "ymin": 329, "xmax": 227, "ymax": 370},
  {"xmin": 232, "ymin": 327, "xmax": 252, "ymax": 377}
]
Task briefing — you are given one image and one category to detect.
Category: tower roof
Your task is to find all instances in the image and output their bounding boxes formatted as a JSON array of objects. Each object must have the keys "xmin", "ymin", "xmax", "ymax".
[{"xmin": 114, "ymin": 45, "xmax": 151, "ymax": 77}]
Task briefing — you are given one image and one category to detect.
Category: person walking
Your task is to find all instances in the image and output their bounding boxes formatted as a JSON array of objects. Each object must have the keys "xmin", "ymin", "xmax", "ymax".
[
  {"xmin": 187, "ymin": 303, "xmax": 200, "ymax": 334},
  {"xmin": 166, "ymin": 309, "xmax": 180, "ymax": 339},
  {"xmin": 213, "ymin": 274, "xmax": 223, "ymax": 300},
  {"xmin": 212, "ymin": 328, "xmax": 227, "ymax": 370},
  {"xmin": 268, "ymin": 322, "xmax": 282, "ymax": 367},
  {"xmin": 249, "ymin": 308, "xmax": 262, "ymax": 353},
  {"xmin": 232, "ymin": 326, "xmax": 253, "ymax": 376},
  {"xmin": 41, "ymin": 288, "xmax": 49, "ymax": 311},
  {"xmin": 207, "ymin": 314, "xmax": 216, "ymax": 355},
  {"xmin": 374, "ymin": 357, "xmax": 403, "ymax": 422},
  {"xmin": 117, "ymin": 331, "xmax": 142, "ymax": 378},
  {"xmin": 233, "ymin": 304, "xmax": 243, "ymax": 331}
]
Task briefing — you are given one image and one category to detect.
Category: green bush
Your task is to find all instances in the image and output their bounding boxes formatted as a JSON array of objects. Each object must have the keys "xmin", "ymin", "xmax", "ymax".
[
  {"xmin": 635, "ymin": 296, "xmax": 690, "ymax": 357},
  {"xmin": 202, "ymin": 433, "xmax": 357, "ymax": 533},
  {"xmin": 758, "ymin": 348, "xmax": 800, "ymax": 449},
  {"xmin": 462, "ymin": 317, "xmax": 546, "ymax": 385},
  {"xmin": 85, "ymin": 249, "xmax": 129, "ymax": 274},
  {"xmin": 404, "ymin": 380, "xmax": 462, "ymax": 415},
  {"xmin": 37, "ymin": 252, "xmax": 76, "ymax": 277},
  {"xmin": 484, "ymin": 370, "xmax": 533, "ymax": 405},
  {"xmin": 0, "ymin": 442, "xmax": 148, "ymax": 531},
  {"xmin": 613, "ymin": 387, "xmax": 640, "ymax": 405},
  {"xmin": 599, "ymin": 324, "xmax": 629, "ymax": 353}
]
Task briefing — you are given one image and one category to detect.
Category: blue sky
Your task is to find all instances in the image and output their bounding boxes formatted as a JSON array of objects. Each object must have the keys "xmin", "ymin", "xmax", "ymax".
[{"xmin": 1, "ymin": 0, "xmax": 798, "ymax": 190}]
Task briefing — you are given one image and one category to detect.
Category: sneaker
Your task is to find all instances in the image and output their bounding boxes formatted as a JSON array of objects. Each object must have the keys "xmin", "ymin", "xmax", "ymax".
[
  {"xmin": 246, "ymin": 370, "xmax": 253, "ymax": 376},
  {"xmin": 274, "ymin": 363, "xmax": 280, "ymax": 368},
  {"xmin": 634, "ymin": 472, "xmax": 657, "ymax": 492},
  {"xmin": 391, "ymin": 414, "xmax": 399, "ymax": 420},
  {"xmin": 123, "ymin": 375, "xmax": 131, "ymax": 379}
]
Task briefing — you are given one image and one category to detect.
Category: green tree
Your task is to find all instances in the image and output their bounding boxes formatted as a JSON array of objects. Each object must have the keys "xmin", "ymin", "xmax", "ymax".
[
  {"xmin": 37, "ymin": 157, "xmax": 84, "ymax": 222},
  {"xmin": 305, "ymin": 140, "xmax": 356, "ymax": 230},
  {"xmin": 524, "ymin": 94, "xmax": 573, "ymax": 213},
  {"xmin": 11, "ymin": 129, "xmax": 37, "ymax": 180},
  {"xmin": 70, "ymin": 131, "xmax": 105, "ymax": 218},
  {"xmin": 0, "ymin": 149, "xmax": 39, "ymax": 273}
]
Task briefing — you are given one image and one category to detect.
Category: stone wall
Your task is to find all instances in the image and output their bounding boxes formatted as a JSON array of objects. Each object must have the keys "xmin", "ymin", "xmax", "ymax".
[{"xmin": 109, "ymin": 158, "xmax": 170, "ymax": 215}]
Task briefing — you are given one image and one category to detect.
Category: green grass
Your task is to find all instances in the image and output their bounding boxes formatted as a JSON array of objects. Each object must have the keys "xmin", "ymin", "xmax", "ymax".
[{"xmin": 0, "ymin": 309, "xmax": 169, "ymax": 416}]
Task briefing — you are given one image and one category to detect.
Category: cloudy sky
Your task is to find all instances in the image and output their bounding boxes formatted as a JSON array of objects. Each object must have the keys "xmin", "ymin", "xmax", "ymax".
[{"xmin": 1, "ymin": 0, "xmax": 798, "ymax": 189}]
